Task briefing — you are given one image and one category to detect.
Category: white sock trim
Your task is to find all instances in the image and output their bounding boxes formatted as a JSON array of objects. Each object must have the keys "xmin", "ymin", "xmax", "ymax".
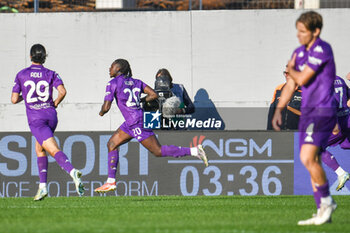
[
  {"xmin": 69, "ymin": 168, "xmax": 75, "ymax": 178},
  {"xmin": 39, "ymin": 183, "xmax": 47, "ymax": 189},
  {"xmin": 107, "ymin": 178, "xmax": 116, "ymax": 183},
  {"xmin": 335, "ymin": 167, "xmax": 346, "ymax": 177},
  {"xmin": 190, "ymin": 147, "xmax": 198, "ymax": 156},
  {"xmin": 320, "ymin": 196, "xmax": 332, "ymax": 205}
]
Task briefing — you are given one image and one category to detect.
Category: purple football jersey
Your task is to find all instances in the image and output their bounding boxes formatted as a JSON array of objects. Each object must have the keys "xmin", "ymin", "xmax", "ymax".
[
  {"xmin": 12, "ymin": 64, "xmax": 63, "ymax": 123},
  {"xmin": 325, "ymin": 76, "xmax": 350, "ymax": 148},
  {"xmin": 104, "ymin": 74, "xmax": 147, "ymax": 126},
  {"xmin": 293, "ymin": 38, "xmax": 336, "ymax": 117},
  {"xmin": 334, "ymin": 76, "xmax": 350, "ymax": 116}
]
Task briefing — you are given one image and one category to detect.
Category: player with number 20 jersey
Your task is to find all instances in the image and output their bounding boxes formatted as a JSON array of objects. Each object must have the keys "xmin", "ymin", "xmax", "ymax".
[
  {"xmin": 104, "ymin": 71, "xmax": 153, "ymax": 141},
  {"xmin": 94, "ymin": 59, "xmax": 209, "ymax": 193}
]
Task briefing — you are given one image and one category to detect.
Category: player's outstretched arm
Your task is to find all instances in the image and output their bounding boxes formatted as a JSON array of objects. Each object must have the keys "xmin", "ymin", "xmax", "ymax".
[
  {"xmin": 99, "ymin": 100, "xmax": 111, "ymax": 116},
  {"xmin": 144, "ymin": 85, "xmax": 158, "ymax": 102},
  {"xmin": 11, "ymin": 92, "xmax": 23, "ymax": 104},
  {"xmin": 54, "ymin": 84, "xmax": 67, "ymax": 108}
]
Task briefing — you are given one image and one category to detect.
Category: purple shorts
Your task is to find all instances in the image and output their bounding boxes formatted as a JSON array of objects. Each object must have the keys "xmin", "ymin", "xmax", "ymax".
[
  {"xmin": 119, "ymin": 121, "xmax": 154, "ymax": 142},
  {"xmin": 29, "ymin": 117, "xmax": 57, "ymax": 145},
  {"xmin": 299, "ymin": 115, "xmax": 336, "ymax": 150}
]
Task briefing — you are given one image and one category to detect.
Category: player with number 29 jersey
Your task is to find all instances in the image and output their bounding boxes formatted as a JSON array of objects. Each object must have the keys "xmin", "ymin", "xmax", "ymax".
[
  {"xmin": 12, "ymin": 64, "xmax": 63, "ymax": 125},
  {"xmin": 11, "ymin": 44, "xmax": 84, "ymax": 201}
]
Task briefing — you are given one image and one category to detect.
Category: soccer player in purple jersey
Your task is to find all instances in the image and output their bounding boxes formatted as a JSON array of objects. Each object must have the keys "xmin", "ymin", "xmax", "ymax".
[
  {"xmin": 272, "ymin": 12, "xmax": 337, "ymax": 225},
  {"xmin": 11, "ymin": 44, "xmax": 84, "ymax": 201},
  {"xmin": 320, "ymin": 76, "xmax": 350, "ymax": 192},
  {"xmin": 94, "ymin": 59, "xmax": 208, "ymax": 193}
]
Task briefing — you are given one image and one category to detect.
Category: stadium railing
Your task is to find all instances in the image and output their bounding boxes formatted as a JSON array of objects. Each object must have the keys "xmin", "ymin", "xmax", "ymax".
[{"xmin": 0, "ymin": 0, "xmax": 350, "ymax": 13}]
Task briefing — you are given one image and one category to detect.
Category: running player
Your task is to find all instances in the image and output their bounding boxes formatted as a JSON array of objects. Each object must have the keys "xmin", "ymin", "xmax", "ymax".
[
  {"xmin": 321, "ymin": 76, "xmax": 350, "ymax": 192},
  {"xmin": 11, "ymin": 44, "xmax": 84, "ymax": 201},
  {"xmin": 272, "ymin": 11, "xmax": 337, "ymax": 225},
  {"xmin": 94, "ymin": 59, "xmax": 208, "ymax": 193}
]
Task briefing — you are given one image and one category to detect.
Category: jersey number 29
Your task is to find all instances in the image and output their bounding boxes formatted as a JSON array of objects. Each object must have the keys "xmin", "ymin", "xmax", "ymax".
[{"xmin": 24, "ymin": 80, "xmax": 49, "ymax": 103}]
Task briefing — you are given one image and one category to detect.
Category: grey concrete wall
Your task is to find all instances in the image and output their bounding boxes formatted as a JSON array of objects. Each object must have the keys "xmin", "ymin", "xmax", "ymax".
[{"xmin": 1, "ymin": 9, "xmax": 349, "ymax": 131}]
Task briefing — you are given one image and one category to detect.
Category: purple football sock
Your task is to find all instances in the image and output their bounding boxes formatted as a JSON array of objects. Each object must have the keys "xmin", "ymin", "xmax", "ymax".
[
  {"xmin": 321, "ymin": 150, "xmax": 340, "ymax": 172},
  {"xmin": 108, "ymin": 150, "xmax": 119, "ymax": 179},
  {"xmin": 54, "ymin": 151, "xmax": 74, "ymax": 174},
  {"xmin": 37, "ymin": 156, "xmax": 48, "ymax": 183},
  {"xmin": 313, "ymin": 190, "xmax": 321, "ymax": 209},
  {"xmin": 317, "ymin": 182, "xmax": 330, "ymax": 198},
  {"xmin": 161, "ymin": 145, "xmax": 191, "ymax": 157}
]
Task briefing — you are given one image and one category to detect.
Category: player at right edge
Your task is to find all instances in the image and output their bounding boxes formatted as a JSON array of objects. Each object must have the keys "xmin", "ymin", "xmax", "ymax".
[{"xmin": 272, "ymin": 11, "xmax": 337, "ymax": 225}]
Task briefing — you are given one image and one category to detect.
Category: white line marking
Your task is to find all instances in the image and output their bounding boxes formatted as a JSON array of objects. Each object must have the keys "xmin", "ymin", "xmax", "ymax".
[{"xmin": 168, "ymin": 160, "xmax": 294, "ymax": 164}]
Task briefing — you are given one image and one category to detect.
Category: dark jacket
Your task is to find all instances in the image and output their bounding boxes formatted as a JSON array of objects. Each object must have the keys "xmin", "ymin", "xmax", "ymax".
[
  {"xmin": 267, "ymin": 83, "xmax": 302, "ymax": 130},
  {"xmin": 171, "ymin": 83, "xmax": 195, "ymax": 114}
]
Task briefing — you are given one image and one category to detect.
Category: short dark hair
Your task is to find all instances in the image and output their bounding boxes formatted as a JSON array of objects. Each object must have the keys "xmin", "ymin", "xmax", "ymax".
[
  {"xmin": 296, "ymin": 11, "xmax": 323, "ymax": 32},
  {"xmin": 155, "ymin": 68, "xmax": 173, "ymax": 83},
  {"xmin": 113, "ymin": 59, "xmax": 132, "ymax": 77},
  {"xmin": 30, "ymin": 44, "xmax": 47, "ymax": 64}
]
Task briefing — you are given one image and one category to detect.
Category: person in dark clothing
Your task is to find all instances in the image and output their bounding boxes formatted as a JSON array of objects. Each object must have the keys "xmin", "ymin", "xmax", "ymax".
[
  {"xmin": 267, "ymin": 67, "xmax": 301, "ymax": 130},
  {"xmin": 155, "ymin": 68, "xmax": 195, "ymax": 114}
]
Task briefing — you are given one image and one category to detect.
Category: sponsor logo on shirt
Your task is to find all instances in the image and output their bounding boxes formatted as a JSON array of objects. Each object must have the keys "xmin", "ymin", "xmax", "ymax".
[
  {"xmin": 29, "ymin": 103, "xmax": 52, "ymax": 110},
  {"xmin": 293, "ymin": 96, "xmax": 302, "ymax": 101},
  {"xmin": 124, "ymin": 81, "xmax": 134, "ymax": 85},
  {"xmin": 298, "ymin": 51, "xmax": 304, "ymax": 57},
  {"xmin": 308, "ymin": 56, "xmax": 322, "ymax": 66},
  {"xmin": 334, "ymin": 79, "xmax": 342, "ymax": 85},
  {"xmin": 314, "ymin": 45, "xmax": 323, "ymax": 53}
]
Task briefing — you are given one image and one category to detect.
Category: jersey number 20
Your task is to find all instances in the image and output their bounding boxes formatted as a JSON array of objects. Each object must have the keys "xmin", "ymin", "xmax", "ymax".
[{"xmin": 124, "ymin": 87, "xmax": 141, "ymax": 107}]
